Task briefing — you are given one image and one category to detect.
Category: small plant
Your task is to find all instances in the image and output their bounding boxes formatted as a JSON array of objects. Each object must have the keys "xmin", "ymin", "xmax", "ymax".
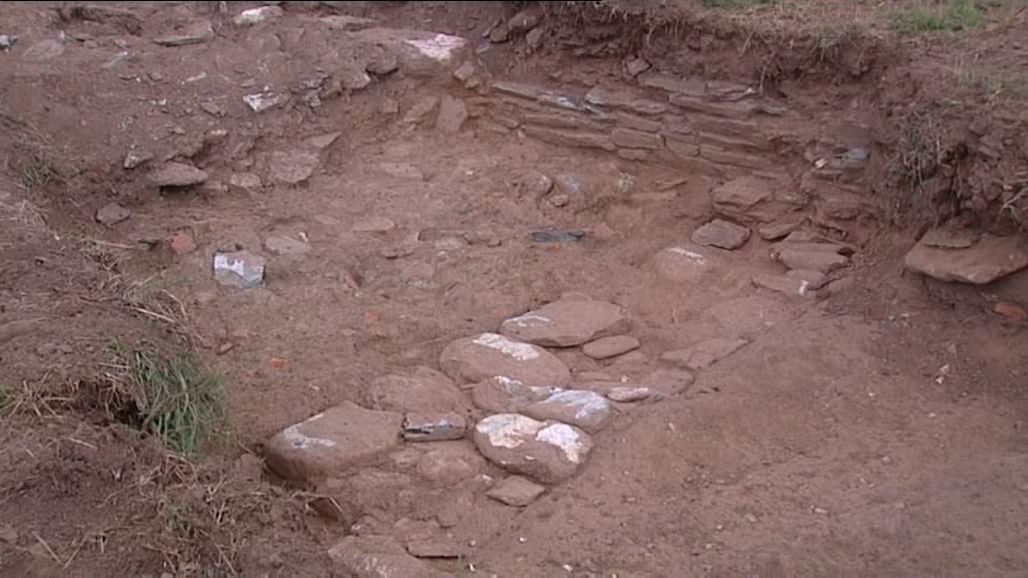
[
  {"xmin": 891, "ymin": 0, "xmax": 983, "ymax": 33},
  {"xmin": 126, "ymin": 349, "xmax": 225, "ymax": 456},
  {"xmin": 18, "ymin": 154, "xmax": 63, "ymax": 189},
  {"xmin": 0, "ymin": 383, "xmax": 11, "ymax": 410}
]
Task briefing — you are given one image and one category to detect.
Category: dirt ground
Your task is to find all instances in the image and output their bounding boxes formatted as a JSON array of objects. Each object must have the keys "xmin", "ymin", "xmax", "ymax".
[{"xmin": 2, "ymin": 2, "xmax": 1028, "ymax": 577}]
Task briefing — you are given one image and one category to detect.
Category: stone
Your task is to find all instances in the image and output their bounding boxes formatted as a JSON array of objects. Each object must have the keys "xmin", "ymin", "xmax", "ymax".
[
  {"xmin": 625, "ymin": 57, "xmax": 651, "ymax": 76},
  {"xmin": 440, "ymin": 333, "xmax": 572, "ymax": 387},
  {"xmin": 471, "ymin": 376, "xmax": 552, "ymax": 414},
  {"xmin": 402, "ymin": 95, "xmax": 440, "ymax": 124},
  {"xmin": 319, "ymin": 15, "xmax": 378, "ymax": 31},
  {"xmin": 994, "ymin": 302, "xmax": 1027, "ymax": 321},
  {"xmin": 531, "ymin": 229, "xmax": 584, "ymax": 242},
  {"xmin": 500, "ymin": 299, "xmax": 632, "ymax": 347},
  {"xmin": 612, "ymin": 128, "xmax": 663, "ymax": 150},
  {"xmin": 526, "ymin": 27, "xmax": 545, "ymax": 50},
  {"xmin": 415, "ymin": 442, "xmax": 483, "ymax": 485},
  {"xmin": 365, "ymin": 51, "xmax": 399, "ymax": 75},
  {"xmin": 487, "ymin": 475, "xmax": 545, "ymax": 507},
  {"xmin": 307, "ymin": 132, "xmax": 343, "ymax": 150},
  {"xmin": 368, "ymin": 367, "xmax": 471, "ymax": 414},
  {"xmin": 264, "ymin": 234, "xmax": 310, "ymax": 256},
  {"xmin": 435, "ymin": 95, "xmax": 468, "ymax": 133},
  {"xmin": 661, "ymin": 338, "xmax": 748, "ymax": 371},
  {"xmin": 904, "ymin": 234, "xmax": 1028, "ymax": 284},
  {"xmin": 244, "ymin": 91, "xmax": 289, "ymax": 112},
  {"xmin": 233, "ymin": 6, "xmax": 284, "ymax": 25},
  {"xmin": 376, "ymin": 162, "xmax": 424, "ymax": 180},
  {"xmin": 407, "ymin": 539, "xmax": 462, "ymax": 559},
  {"xmin": 773, "ymin": 247, "xmax": 849, "ymax": 273},
  {"xmin": 452, "ymin": 61, "xmax": 475, "ymax": 82},
  {"xmin": 154, "ymin": 20, "xmax": 214, "ymax": 46},
  {"xmin": 213, "ymin": 251, "xmax": 265, "ymax": 289},
  {"xmin": 758, "ymin": 216, "xmax": 805, "ymax": 240},
  {"xmin": 606, "ymin": 386, "xmax": 653, "ymax": 403},
  {"xmin": 403, "ymin": 412, "xmax": 467, "ymax": 442},
  {"xmin": 521, "ymin": 126, "xmax": 616, "ymax": 152},
  {"xmin": 123, "ymin": 150, "xmax": 153, "ymax": 169},
  {"xmin": 95, "ymin": 202, "xmax": 130, "ymax": 226},
  {"xmin": 473, "ymin": 414, "xmax": 594, "ymax": 484},
  {"xmin": 582, "ymin": 335, "xmax": 641, "ymax": 360},
  {"xmin": 22, "ymin": 39, "xmax": 65, "ymax": 61},
  {"xmin": 353, "ymin": 217, "xmax": 397, "ymax": 233},
  {"xmin": 646, "ymin": 368, "xmax": 696, "ymax": 395},
  {"xmin": 269, "ymin": 150, "xmax": 320, "ymax": 184},
  {"xmin": 920, "ymin": 228, "xmax": 980, "ymax": 249},
  {"xmin": 585, "ymin": 87, "xmax": 667, "ymax": 116},
  {"xmin": 654, "ymin": 245, "xmax": 715, "ymax": 283},
  {"xmin": 229, "ymin": 172, "xmax": 262, "ymax": 192},
  {"xmin": 691, "ymin": 219, "xmax": 751, "ymax": 250},
  {"xmin": 786, "ymin": 269, "xmax": 829, "ymax": 290},
  {"xmin": 328, "ymin": 535, "xmax": 455, "ymax": 578},
  {"xmin": 340, "ymin": 64, "xmax": 373, "ymax": 90},
  {"xmin": 0, "ymin": 525, "xmax": 18, "ymax": 544},
  {"xmin": 751, "ymin": 273, "xmax": 816, "ymax": 298},
  {"xmin": 523, "ymin": 389, "xmax": 612, "ymax": 433},
  {"xmin": 712, "ymin": 176, "xmax": 793, "ymax": 223},
  {"xmin": 199, "ymin": 101, "xmax": 225, "ymax": 117},
  {"xmin": 616, "ymin": 112, "xmax": 662, "ymax": 133},
  {"xmin": 265, "ymin": 402, "xmax": 402, "ymax": 483},
  {"xmin": 151, "ymin": 162, "xmax": 208, "ymax": 187}
]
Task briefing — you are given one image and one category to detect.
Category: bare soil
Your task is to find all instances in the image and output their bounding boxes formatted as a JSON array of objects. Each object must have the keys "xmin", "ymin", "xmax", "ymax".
[{"xmin": 2, "ymin": 2, "xmax": 1028, "ymax": 578}]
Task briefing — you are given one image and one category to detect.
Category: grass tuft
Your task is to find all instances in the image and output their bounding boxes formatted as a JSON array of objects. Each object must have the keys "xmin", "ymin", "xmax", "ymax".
[
  {"xmin": 128, "ymin": 349, "xmax": 225, "ymax": 457},
  {"xmin": 703, "ymin": 0, "xmax": 776, "ymax": 8},
  {"xmin": 0, "ymin": 383, "xmax": 10, "ymax": 411},
  {"xmin": 891, "ymin": 0, "xmax": 983, "ymax": 33}
]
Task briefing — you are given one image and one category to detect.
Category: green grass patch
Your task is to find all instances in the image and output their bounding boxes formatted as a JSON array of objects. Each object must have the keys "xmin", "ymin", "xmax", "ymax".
[
  {"xmin": 0, "ymin": 383, "xmax": 11, "ymax": 410},
  {"xmin": 891, "ymin": 0, "xmax": 983, "ymax": 33},
  {"xmin": 128, "ymin": 350, "xmax": 225, "ymax": 456}
]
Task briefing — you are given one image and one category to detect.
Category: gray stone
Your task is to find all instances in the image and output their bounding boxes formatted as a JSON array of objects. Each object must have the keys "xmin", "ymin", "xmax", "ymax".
[
  {"xmin": 369, "ymin": 367, "xmax": 471, "ymax": 414},
  {"xmin": 319, "ymin": 15, "xmax": 378, "ymax": 31},
  {"xmin": 0, "ymin": 525, "xmax": 19, "ymax": 544},
  {"xmin": 625, "ymin": 57, "xmax": 651, "ymax": 76},
  {"xmin": 233, "ymin": 6, "xmax": 284, "ymax": 25},
  {"xmin": 691, "ymin": 219, "xmax": 751, "ymax": 250},
  {"xmin": 526, "ymin": 26, "xmax": 545, "ymax": 50},
  {"xmin": 773, "ymin": 246, "xmax": 849, "ymax": 273},
  {"xmin": 473, "ymin": 414, "xmax": 594, "ymax": 484},
  {"xmin": 612, "ymin": 128, "xmax": 663, "ymax": 150},
  {"xmin": 523, "ymin": 390, "xmax": 613, "ymax": 433},
  {"xmin": 213, "ymin": 250, "xmax": 265, "ymax": 288},
  {"xmin": 751, "ymin": 273, "xmax": 816, "ymax": 298},
  {"xmin": 920, "ymin": 228, "xmax": 980, "ymax": 249},
  {"xmin": 904, "ymin": 234, "xmax": 1028, "ymax": 284},
  {"xmin": 440, "ymin": 333, "xmax": 572, "ymax": 387},
  {"xmin": 486, "ymin": 475, "xmax": 546, "ymax": 506},
  {"xmin": 403, "ymin": 412, "xmax": 467, "ymax": 442},
  {"xmin": 471, "ymin": 376, "xmax": 552, "ymax": 414},
  {"xmin": 402, "ymin": 95, "xmax": 440, "ymax": 124},
  {"xmin": 154, "ymin": 20, "xmax": 214, "ymax": 46},
  {"xmin": 661, "ymin": 338, "xmax": 748, "ymax": 371},
  {"xmin": 266, "ymin": 402, "xmax": 402, "ymax": 483},
  {"xmin": 522, "ymin": 126, "xmax": 616, "ymax": 151},
  {"xmin": 452, "ymin": 61, "xmax": 475, "ymax": 82},
  {"xmin": 353, "ymin": 217, "xmax": 397, "ymax": 233},
  {"xmin": 585, "ymin": 87, "xmax": 667, "ymax": 115},
  {"xmin": 123, "ymin": 150, "xmax": 153, "ymax": 169},
  {"xmin": 758, "ymin": 216, "xmax": 806, "ymax": 240},
  {"xmin": 229, "ymin": 172, "xmax": 262, "ymax": 192},
  {"xmin": 328, "ymin": 535, "xmax": 455, "ymax": 578},
  {"xmin": 340, "ymin": 63, "xmax": 373, "ymax": 90},
  {"xmin": 151, "ymin": 162, "xmax": 208, "ymax": 187},
  {"xmin": 646, "ymin": 368, "xmax": 696, "ymax": 395},
  {"xmin": 199, "ymin": 100, "xmax": 225, "ymax": 117},
  {"xmin": 435, "ymin": 95, "xmax": 468, "ymax": 133},
  {"xmin": 269, "ymin": 150, "xmax": 320, "ymax": 184},
  {"xmin": 376, "ymin": 162, "xmax": 424, "ymax": 180},
  {"xmin": 500, "ymin": 299, "xmax": 632, "ymax": 347},
  {"xmin": 531, "ymin": 229, "xmax": 584, "ymax": 242},
  {"xmin": 95, "ymin": 202, "xmax": 130, "ymax": 226},
  {"xmin": 606, "ymin": 386, "xmax": 653, "ymax": 403},
  {"xmin": 581, "ymin": 335, "xmax": 641, "ymax": 360},
  {"xmin": 407, "ymin": 539, "xmax": 462, "ymax": 559},
  {"xmin": 712, "ymin": 176, "xmax": 794, "ymax": 223},
  {"xmin": 243, "ymin": 91, "xmax": 289, "ymax": 112},
  {"xmin": 307, "ymin": 132, "xmax": 342, "ymax": 150}
]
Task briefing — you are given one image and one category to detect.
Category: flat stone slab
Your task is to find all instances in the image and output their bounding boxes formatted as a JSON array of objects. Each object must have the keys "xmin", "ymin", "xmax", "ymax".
[
  {"xmin": 691, "ymin": 219, "xmax": 751, "ymax": 250},
  {"xmin": 582, "ymin": 335, "xmax": 641, "ymax": 360},
  {"xmin": 661, "ymin": 338, "xmax": 748, "ymax": 371},
  {"xmin": 904, "ymin": 234, "xmax": 1028, "ymax": 284},
  {"xmin": 473, "ymin": 414, "xmax": 593, "ymax": 484},
  {"xmin": 265, "ymin": 402, "xmax": 402, "ymax": 483},
  {"xmin": 500, "ymin": 299, "xmax": 632, "ymax": 347},
  {"xmin": 151, "ymin": 162, "xmax": 208, "ymax": 187},
  {"xmin": 471, "ymin": 376, "xmax": 554, "ymax": 414},
  {"xmin": 368, "ymin": 367, "xmax": 471, "ymax": 414},
  {"xmin": 403, "ymin": 412, "xmax": 467, "ymax": 442},
  {"xmin": 440, "ymin": 333, "xmax": 571, "ymax": 386},
  {"xmin": 486, "ymin": 475, "xmax": 546, "ymax": 507},
  {"xmin": 329, "ymin": 535, "xmax": 455, "ymax": 578},
  {"xmin": 213, "ymin": 251, "xmax": 265, "ymax": 289},
  {"xmin": 522, "ymin": 389, "xmax": 613, "ymax": 433}
]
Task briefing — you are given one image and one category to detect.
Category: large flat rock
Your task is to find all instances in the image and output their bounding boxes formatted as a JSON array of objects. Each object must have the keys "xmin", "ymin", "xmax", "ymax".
[
  {"xmin": 265, "ymin": 402, "xmax": 402, "ymax": 483},
  {"xmin": 522, "ymin": 390, "xmax": 613, "ymax": 433},
  {"xmin": 904, "ymin": 234, "xmax": 1028, "ymax": 284},
  {"xmin": 500, "ymin": 299, "xmax": 632, "ymax": 347},
  {"xmin": 367, "ymin": 366, "xmax": 471, "ymax": 414},
  {"xmin": 473, "ymin": 414, "xmax": 593, "ymax": 484},
  {"xmin": 329, "ymin": 535, "xmax": 455, "ymax": 578},
  {"xmin": 440, "ymin": 333, "xmax": 571, "ymax": 386}
]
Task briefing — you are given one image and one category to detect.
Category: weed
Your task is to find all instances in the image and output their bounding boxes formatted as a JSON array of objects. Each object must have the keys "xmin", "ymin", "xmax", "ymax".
[
  {"xmin": 891, "ymin": 0, "xmax": 983, "ymax": 33},
  {"xmin": 889, "ymin": 109, "xmax": 941, "ymax": 191},
  {"xmin": 812, "ymin": 25, "xmax": 855, "ymax": 64},
  {"xmin": 0, "ymin": 383, "xmax": 10, "ymax": 410},
  {"xmin": 127, "ymin": 349, "xmax": 225, "ymax": 456},
  {"xmin": 18, "ymin": 154, "xmax": 63, "ymax": 189}
]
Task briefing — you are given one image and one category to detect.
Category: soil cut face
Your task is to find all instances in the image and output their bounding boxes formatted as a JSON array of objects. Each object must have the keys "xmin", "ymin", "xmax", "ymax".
[{"xmin": 2, "ymin": 2, "xmax": 1028, "ymax": 578}]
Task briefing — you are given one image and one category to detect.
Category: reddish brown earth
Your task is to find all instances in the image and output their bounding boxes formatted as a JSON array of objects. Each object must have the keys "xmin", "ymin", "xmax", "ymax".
[{"xmin": 1, "ymin": 2, "xmax": 1028, "ymax": 578}]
